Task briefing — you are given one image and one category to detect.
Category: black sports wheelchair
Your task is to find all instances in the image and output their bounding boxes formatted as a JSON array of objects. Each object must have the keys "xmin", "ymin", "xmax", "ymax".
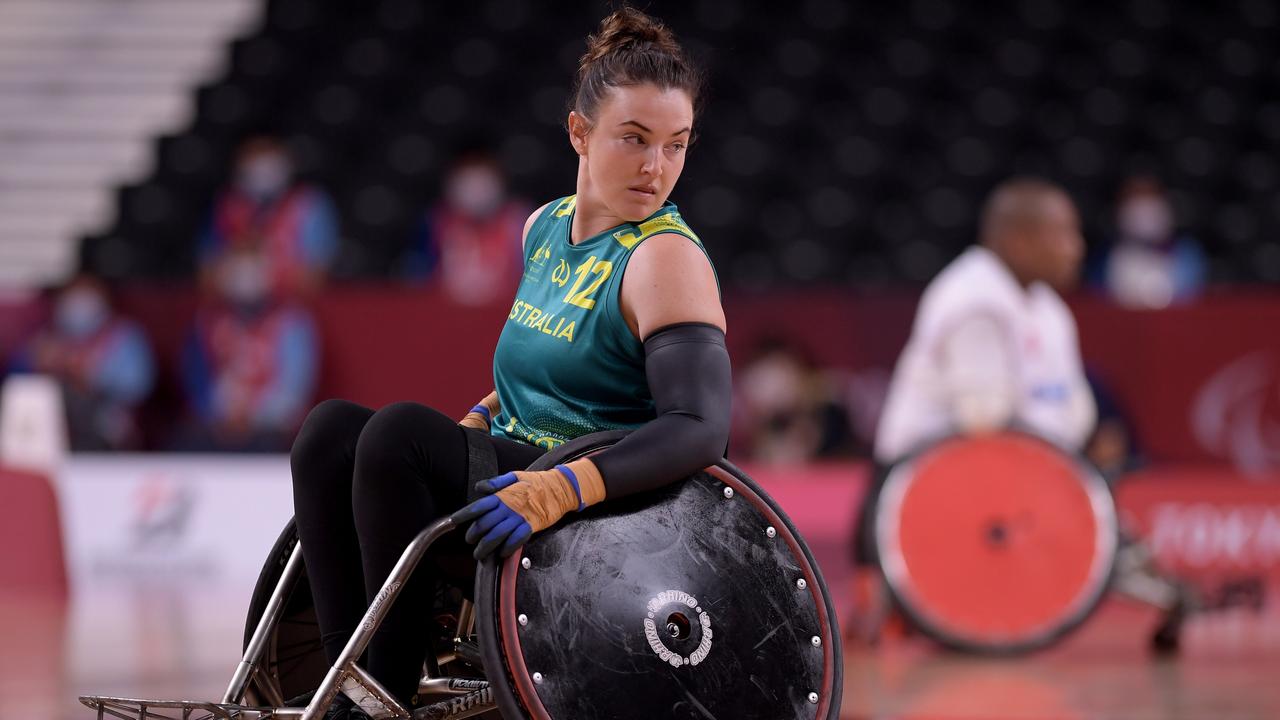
[{"xmin": 81, "ymin": 431, "xmax": 844, "ymax": 720}]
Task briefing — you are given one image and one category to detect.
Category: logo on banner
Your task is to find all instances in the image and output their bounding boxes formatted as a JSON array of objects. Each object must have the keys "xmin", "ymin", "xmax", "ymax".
[
  {"xmin": 1148, "ymin": 502, "xmax": 1280, "ymax": 569},
  {"xmin": 87, "ymin": 471, "xmax": 215, "ymax": 579},
  {"xmin": 1192, "ymin": 351, "xmax": 1280, "ymax": 472},
  {"xmin": 132, "ymin": 474, "xmax": 197, "ymax": 547}
]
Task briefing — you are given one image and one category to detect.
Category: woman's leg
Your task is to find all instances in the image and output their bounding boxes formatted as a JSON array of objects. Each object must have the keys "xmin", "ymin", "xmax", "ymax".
[
  {"xmin": 351, "ymin": 401, "xmax": 542, "ymax": 705},
  {"xmin": 290, "ymin": 399, "xmax": 376, "ymax": 665}
]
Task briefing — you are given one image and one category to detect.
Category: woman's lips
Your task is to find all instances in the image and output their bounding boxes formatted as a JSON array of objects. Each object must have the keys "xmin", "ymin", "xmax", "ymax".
[{"xmin": 628, "ymin": 186, "xmax": 656, "ymax": 198}]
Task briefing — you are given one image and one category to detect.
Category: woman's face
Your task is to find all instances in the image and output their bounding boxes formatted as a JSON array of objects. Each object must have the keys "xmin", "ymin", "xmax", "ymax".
[{"xmin": 571, "ymin": 83, "xmax": 694, "ymax": 222}]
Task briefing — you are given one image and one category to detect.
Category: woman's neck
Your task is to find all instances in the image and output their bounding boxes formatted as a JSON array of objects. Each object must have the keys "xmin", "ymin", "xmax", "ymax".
[{"xmin": 570, "ymin": 167, "xmax": 625, "ymax": 245}]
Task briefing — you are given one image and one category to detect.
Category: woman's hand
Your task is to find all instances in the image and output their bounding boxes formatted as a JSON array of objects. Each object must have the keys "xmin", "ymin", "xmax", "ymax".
[
  {"xmin": 458, "ymin": 407, "xmax": 491, "ymax": 432},
  {"xmin": 459, "ymin": 391, "xmax": 501, "ymax": 431},
  {"xmin": 452, "ymin": 460, "xmax": 605, "ymax": 559}
]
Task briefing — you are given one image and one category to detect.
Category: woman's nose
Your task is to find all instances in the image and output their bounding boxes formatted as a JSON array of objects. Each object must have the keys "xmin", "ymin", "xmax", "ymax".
[{"xmin": 641, "ymin": 147, "xmax": 663, "ymax": 176}]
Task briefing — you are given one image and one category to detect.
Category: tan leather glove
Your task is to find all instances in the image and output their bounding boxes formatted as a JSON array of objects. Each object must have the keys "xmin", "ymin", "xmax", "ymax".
[{"xmin": 453, "ymin": 458, "xmax": 607, "ymax": 558}]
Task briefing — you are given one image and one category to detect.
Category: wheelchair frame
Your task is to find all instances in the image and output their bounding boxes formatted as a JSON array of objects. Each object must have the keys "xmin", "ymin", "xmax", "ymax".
[
  {"xmin": 82, "ymin": 430, "xmax": 844, "ymax": 719},
  {"xmin": 81, "ymin": 515, "xmax": 497, "ymax": 720}
]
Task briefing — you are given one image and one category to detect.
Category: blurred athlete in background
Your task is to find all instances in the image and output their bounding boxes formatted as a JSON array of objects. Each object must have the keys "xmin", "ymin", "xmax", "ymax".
[
  {"xmin": 876, "ymin": 178, "xmax": 1094, "ymax": 460},
  {"xmin": 855, "ymin": 177, "xmax": 1189, "ymax": 649},
  {"xmin": 853, "ymin": 178, "xmax": 1094, "ymax": 640}
]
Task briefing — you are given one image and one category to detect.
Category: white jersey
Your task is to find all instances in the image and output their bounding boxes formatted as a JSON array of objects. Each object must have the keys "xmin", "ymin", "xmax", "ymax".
[{"xmin": 874, "ymin": 246, "xmax": 1096, "ymax": 463}]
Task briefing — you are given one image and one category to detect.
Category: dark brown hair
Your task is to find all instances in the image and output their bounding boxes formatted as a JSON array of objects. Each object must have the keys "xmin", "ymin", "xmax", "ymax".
[{"xmin": 571, "ymin": 6, "xmax": 703, "ymax": 125}]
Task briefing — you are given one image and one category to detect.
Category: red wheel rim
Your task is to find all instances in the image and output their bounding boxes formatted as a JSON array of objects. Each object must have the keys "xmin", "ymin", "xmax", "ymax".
[{"xmin": 878, "ymin": 434, "xmax": 1116, "ymax": 646}]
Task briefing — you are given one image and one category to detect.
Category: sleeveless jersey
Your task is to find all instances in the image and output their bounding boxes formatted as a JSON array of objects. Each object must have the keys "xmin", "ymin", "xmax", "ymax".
[{"xmin": 491, "ymin": 195, "xmax": 708, "ymax": 450}]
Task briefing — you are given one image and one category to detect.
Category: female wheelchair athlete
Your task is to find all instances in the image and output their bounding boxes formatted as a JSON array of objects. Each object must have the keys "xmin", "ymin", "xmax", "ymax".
[{"xmin": 81, "ymin": 431, "xmax": 844, "ymax": 720}]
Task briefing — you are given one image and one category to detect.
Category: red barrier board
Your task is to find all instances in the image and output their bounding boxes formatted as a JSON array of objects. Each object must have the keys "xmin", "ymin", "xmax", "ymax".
[
  {"xmin": 0, "ymin": 466, "xmax": 68, "ymax": 597},
  {"xmin": 4, "ymin": 287, "xmax": 1280, "ymax": 468},
  {"xmin": 1116, "ymin": 468, "xmax": 1280, "ymax": 583},
  {"xmin": 1072, "ymin": 294, "xmax": 1280, "ymax": 469}
]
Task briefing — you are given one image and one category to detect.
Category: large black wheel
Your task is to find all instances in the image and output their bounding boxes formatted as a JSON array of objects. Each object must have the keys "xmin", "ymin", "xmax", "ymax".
[{"xmin": 476, "ymin": 431, "xmax": 843, "ymax": 720}]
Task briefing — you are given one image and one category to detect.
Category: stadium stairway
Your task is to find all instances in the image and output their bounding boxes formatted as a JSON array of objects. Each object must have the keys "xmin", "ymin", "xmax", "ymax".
[{"xmin": 0, "ymin": 0, "xmax": 260, "ymax": 289}]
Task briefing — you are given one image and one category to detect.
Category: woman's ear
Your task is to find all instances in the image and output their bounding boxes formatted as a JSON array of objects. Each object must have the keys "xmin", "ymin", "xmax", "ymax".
[{"xmin": 567, "ymin": 111, "xmax": 590, "ymax": 156}]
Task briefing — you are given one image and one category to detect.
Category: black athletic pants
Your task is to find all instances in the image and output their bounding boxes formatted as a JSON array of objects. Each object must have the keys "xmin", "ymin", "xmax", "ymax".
[{"xmin": 289, "ymin": 399, "xmax": 544, "ymax": 705}]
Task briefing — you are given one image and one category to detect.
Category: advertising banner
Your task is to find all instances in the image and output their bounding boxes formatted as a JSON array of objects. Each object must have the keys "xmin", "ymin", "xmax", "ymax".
[
  {"xmin": 57, "ymin": 454, "xmax": 294, "ymax": 593},
  {"xmin": 56, "ymin": 454, "xmax": 295, "ymax": 682}
]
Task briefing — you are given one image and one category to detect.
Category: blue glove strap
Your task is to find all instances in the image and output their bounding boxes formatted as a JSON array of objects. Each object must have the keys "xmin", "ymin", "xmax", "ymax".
[
  {"xmin": 555, "ymin": 464, "xmax": 586, "ymax": 511},
  {"xmin": 470, "ymin": 404, "xmax": 491, "ymax": 422}
]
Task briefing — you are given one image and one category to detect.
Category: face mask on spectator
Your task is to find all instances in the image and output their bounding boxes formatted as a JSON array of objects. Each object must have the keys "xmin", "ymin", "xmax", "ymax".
[
  {"xmin": 237, "ymin": 153, "xmax": 291, "ymax": 202},
  {"xmin": 446, "ymin": 165, "xmax": 504, "ymax": 217},
  {"xmin": 219, "ymin": 255, "xmax": 272, "ymax": 310},
  {"xmin": 56, "ymin": 288, "xmax": 109, "ymax": 338},
  {"xmin": 1117, "ymin": 196, "xmax": 1173, "ymax": 244}
]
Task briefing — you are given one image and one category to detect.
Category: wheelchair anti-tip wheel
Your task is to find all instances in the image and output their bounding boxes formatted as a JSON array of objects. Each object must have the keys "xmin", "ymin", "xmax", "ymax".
[
  {"xmin": 875, "ymin": 432, "xmax": 1118, "ymax": 653},
  {"xmin": 476, "ymin": 431, "xmax": 844, "ymax": 720}
]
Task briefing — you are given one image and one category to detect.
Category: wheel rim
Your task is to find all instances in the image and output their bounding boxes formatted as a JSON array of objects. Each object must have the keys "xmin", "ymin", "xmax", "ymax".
[
  {"xmin": 877, "ymin": 433, "xmax": 1117, "ymax": 651},
  {"xmin": 477, "ymin": 432, "xmax": 843, "ymax": 719}
]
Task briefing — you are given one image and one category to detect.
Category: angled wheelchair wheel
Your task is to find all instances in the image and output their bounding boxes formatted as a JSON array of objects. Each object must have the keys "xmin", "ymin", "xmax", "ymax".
[
  {"xmin": 875, "ymin": 433, "xmax": 1118, "ymax": 654},
  {"xmin": 476, "ymin": 431, "xmax": 843, "ymax": 720},
  {"xmin": 241, "ymin": 519, "xmax": 494, "ymax": 712},
  {"xmin": 240, "ymin": 518, "xmax": 327, "ymax": 706}
]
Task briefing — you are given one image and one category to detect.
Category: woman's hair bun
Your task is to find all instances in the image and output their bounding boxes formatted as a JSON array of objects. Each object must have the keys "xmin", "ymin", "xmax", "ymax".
[
  {"xmin": 571, "ymin": 5, "xmax": 702, "ymax": 122},
  {"xmin": 582, "ymin": 6, "xmax": 681, "ymax": 66}
]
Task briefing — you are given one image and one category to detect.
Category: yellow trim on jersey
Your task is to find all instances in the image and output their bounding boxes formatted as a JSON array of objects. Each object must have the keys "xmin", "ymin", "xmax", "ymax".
[
  {"xmin": 554, "ymin": 195, "xmax": 577, "ymax": 217},
  {"xmin": 612, "ymin": 213, "xmax": 700, "ymax": 249}
]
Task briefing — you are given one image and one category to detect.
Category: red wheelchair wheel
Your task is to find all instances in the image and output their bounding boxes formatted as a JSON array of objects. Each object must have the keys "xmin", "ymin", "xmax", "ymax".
[{"xmin": 875, "ymin": 433, "xmax": 1118, "ymax": 653}]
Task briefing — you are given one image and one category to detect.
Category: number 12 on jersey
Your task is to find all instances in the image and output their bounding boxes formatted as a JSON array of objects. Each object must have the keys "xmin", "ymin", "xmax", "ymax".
[{"xmin": 564, "ymin": 255, "xmax": 613, "ymax": 310}]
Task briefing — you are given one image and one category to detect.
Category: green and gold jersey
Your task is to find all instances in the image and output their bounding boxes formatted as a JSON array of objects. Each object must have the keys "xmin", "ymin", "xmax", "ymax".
[{"xmin": 491, "ymin": 195, "xmax": 710, "ymax": 450}]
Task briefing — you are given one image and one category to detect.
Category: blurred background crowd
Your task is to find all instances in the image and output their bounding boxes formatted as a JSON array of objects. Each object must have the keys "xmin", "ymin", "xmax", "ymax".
[{"xmin": 0, "ymin": 0, "xmax": 1276, "ymax": 471}]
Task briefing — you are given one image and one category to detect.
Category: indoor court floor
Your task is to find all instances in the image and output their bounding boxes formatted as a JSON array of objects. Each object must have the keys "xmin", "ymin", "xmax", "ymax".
[{"xmin": 4, "ymin": 591, "xmax": 1277, "ymax": 720}]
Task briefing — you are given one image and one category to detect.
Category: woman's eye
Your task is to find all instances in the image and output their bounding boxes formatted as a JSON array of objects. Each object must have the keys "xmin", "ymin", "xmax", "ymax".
[
  {"xmin": 623, "ymin": 135, "xmax": 643, "ymax": 144},
  {"xmin": 669, "ymin": 143, "xmax": 686, "ymax": 153}
]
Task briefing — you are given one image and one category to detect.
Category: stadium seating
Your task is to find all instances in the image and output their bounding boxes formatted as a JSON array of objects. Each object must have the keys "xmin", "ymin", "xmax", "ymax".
[{"xmin": 84, "ymin": 0, "xmax": 1280, "ymax": 287}]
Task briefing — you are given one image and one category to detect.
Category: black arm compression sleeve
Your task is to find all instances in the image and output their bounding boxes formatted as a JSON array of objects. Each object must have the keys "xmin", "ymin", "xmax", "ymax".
[{"xmin": 590, "ymin": 322, "xmax": 732, "ymax": 499}]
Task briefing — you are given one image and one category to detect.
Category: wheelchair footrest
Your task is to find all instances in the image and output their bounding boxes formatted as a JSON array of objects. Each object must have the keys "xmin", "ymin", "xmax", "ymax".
[{"xmin": 78, "ymin": 696, "xmax": 278, "ymax": 720}]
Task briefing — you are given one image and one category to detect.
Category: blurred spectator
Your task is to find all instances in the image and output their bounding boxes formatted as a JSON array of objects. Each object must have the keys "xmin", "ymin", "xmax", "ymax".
[
  {"xmin": 198, "ymin": 135, "xmax": 338, "ymax": 295},
  {"xmin": 1100, "ymin": 176, "xmax": 1206, "ymax": 308},
  {"xmin": 8, "ymin": 274, "xmax": 155, "ymax": 450},
  {"xmin": 735, "ymin": 336, "xmax": 852, "ymax": 463},
  {"xmin": 177, "ymin": 247, "xmax": 318, "ymax": 452},
  {"xmin": 401, "ymin": 148, "xmax": 529, "ymax": 305}
]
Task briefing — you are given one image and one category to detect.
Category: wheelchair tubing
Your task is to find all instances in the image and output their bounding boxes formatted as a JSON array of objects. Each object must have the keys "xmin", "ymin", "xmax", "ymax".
[{"xmin": 240, "ymin": 517, "xmax": 326, "ymax": 706}]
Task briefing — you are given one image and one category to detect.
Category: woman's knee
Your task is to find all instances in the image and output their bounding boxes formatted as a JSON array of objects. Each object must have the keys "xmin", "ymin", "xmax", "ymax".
[
  {"xmin": 351, "ymin": 403, "xmax": 464, "ymax": 530},
  {"xmin": 291, "ymin": 399, "xmax": 373, "ymax": 476},
  {"xmin": 353, "ymin": 402, "xmax": 458, "ymax": 472}
]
